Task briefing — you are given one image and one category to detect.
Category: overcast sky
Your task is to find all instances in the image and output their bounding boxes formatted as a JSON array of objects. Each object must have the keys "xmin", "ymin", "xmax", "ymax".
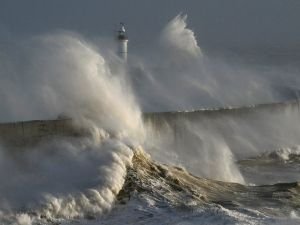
[{"xmin": 0, "ymin": 0, "xmax": 299, "ymax": 52}]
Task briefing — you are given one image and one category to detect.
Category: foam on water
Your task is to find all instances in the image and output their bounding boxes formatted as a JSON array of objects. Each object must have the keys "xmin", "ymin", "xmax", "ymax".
[
  {"xmin": 262, "ymin": 146, "xmax": 300, "ymax": 162},
  {"xmin": 0, "ymin": 13, "xmax": 299, "ymax": 225},
  {"xmin": 0, "ymin": 32, "xmax": 144, "ymax": 224}
]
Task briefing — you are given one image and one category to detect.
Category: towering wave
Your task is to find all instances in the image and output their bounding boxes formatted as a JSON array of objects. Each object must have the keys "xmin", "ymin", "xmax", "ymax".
[
  {"xmin": 0, "ymin": 33, "xmax": 145, "ymax": 224},
  {"xmin": 0, "ymin": 33, "xmax": 143, "ymax": 138},
  {"xmin": 0, "ymin": 13, "xmax": 299, "ymax": 225},
  {"xmin": 129, "ymin": 14, "xmax": 300, "ymax": 187},
  {"xmin": 131, "ymin": 14, "xmax": 291, "ymax": 113},
  {"xmin": 160, "ymin": 14, "xmax": 202, "ymax": 57}
]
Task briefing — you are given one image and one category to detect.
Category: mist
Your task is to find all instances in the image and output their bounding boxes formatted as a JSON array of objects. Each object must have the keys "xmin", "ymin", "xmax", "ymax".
[
  {"xmin": 0, "ymin": 31, "xmax": 144, "ymax": 224},
  {"xmin": 132, "ymin": 14, "xmax": 300, "ymax": 184},
  {"xmin": 130, "ymin": 14, "xmax": 300, "ymax": 112},
  {"xmin": 0, "ymin": 12, "xmax": 299, "ymax": 224}
]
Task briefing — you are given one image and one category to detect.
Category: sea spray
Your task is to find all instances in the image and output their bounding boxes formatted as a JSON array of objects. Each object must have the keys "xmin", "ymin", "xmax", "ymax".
[
  {"xmin": 145, "ymin": 118, "xmax": 244, "ymax": 183},
  {"xmin": 133, "ymin": 14, "xmax": 300, "ymax": 185},
  {"xmin": 0, "ymin": 12, "xmax": 299, "ymax": 225},
  {"xmin": 40, "ymin": 137, "xmax": 134, "ymax": 220},
  {"xmin": 0, "ymin": 32, "xmax": 144, "ymax": 141},
  {"xmin": 140, "ymin": 14, "xmax": 245, "ymax": 183},
  {"xmin": 0, "ymin": 32, "xmax": 144, "ymax": 224},
  {"xmin": 160, "ymin": 14, "xmax": 202, "ymax": 57},
  {"xmin": 131, "ymin": 13, "xmax": 292, "ymax": 111},
  {"xmin": 0, "ymin": 134, "xmax": 135, "ymax": 224}
]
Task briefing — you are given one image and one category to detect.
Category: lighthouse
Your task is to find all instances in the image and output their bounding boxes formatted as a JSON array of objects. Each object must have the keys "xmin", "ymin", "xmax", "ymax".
[{"xmin": 117, "ymin": 23, "xmax": 128, "ymax": 61}]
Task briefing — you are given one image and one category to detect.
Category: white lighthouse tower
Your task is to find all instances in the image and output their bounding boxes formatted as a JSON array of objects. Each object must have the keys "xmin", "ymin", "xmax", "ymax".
[{"xmin": 117, "ymin": 23, "xmax": 128, "ymax": 61}]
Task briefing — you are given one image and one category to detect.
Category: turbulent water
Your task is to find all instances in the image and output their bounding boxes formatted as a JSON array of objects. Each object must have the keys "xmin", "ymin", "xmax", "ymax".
[{"xmin": 0, "ymin": 14, "xmax": 300, "ymax": 224}]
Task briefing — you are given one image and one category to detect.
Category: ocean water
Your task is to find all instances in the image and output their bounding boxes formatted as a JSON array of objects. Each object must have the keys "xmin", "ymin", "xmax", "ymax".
[{"xmin": 0, "ymin": 14, "xmax": 300, "ymax": 225}]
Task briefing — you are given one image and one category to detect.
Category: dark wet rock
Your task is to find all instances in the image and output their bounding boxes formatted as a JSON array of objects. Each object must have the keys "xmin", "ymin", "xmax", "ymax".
[{"xmin": 117, "ymin": 149, "xmax": 300, "ymax": 216}]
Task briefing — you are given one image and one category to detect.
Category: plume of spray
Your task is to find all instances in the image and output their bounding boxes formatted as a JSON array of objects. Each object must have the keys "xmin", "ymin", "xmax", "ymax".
[
  {"xmin": 134, "ymin": 14, "xmax": 300, "ymax": 184},
  {"xmin": 132, "ymin": 14, "xmax": 245, "ymax": 183},
  {"xmin": 160, "ymin": 14, "xmax": 202, "ymax": 58},
  {"xmin": 0, "ymin": 12, "xmax": 300, "ymax": 224},
  {"xmin": 131, "ymin": 13, "xmax": 299, "ymax": 112},
  {"xmin": 0, "ymin": 33, "xmax": 144, "ymax": 140},
  {"xmin": 0, "ymin": 32, "xmax": 145, "ymax": 224},
  {"xmin": 145, "ymin": 119, "xmax": 244, "ymax": 183}
]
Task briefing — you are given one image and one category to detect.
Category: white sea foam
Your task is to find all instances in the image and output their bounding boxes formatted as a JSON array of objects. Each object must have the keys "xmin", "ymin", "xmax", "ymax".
[
  {"xmin": 0, "ymin": 32, "xmax": 143, "ymax": 224},
  {"xmin": 0, "ymin": 12, "xmax": 299, "ymax": 225},
  {"xmin": 264, "ymin": 146, "xmax": 300, "ymax": 162},
  {"xmin": 160, "ymin": 14, "xmax": 202, "ymax": 57}
]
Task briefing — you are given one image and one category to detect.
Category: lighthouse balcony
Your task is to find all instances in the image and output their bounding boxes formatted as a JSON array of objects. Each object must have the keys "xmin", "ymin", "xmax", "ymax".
[{"xmin": 117, "ymin": 34, "xmax": 128, "ymax": 41}]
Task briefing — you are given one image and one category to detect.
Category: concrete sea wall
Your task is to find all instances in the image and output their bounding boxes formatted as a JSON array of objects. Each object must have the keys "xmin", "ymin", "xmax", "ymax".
[
  {"xmin": 0, "ymin": 119, "xmax": 84, "ymax": 147},
  {"xmin": 0, "ymin": 100, "xmax": 299, "ymax": 147}
]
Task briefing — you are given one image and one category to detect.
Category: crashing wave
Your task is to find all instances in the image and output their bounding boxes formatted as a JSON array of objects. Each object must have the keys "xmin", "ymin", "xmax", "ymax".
[
  {"xmin": 160, "ymin": 14, "xmax": 202, "ymax": 57},
  {"xmin": 1, "ymin": 144, "xmax": 299, "ymax": 225},
  {"xmin": 240, "ymin": 145, "xmax": 300, "ymax": 164},
  {"xmin": 118, "ymin": 148, "xmax": 300, "ymax": 215},
  {"xmin": 263, "ymin": 146, "xmax": 300, "ymax": 162}
]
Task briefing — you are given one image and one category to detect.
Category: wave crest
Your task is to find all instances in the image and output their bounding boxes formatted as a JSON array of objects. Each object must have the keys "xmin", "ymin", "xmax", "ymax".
[{"xmin": 160, "ymin": 14, "xmax": 202, "ymax": 57}]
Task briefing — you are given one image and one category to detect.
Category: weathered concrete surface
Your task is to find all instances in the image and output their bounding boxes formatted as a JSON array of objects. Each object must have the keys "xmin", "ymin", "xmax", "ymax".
[
  {"xmin": 0, "ymin": 119, "xmax": 85, "ymax": 147},
  {"xmin": 143, "ymin": 100, "xmax": 300, "ymax": 127},
  {"xmin": 0, "ymin": 100, "xmax": 299, "ymax": 147}
]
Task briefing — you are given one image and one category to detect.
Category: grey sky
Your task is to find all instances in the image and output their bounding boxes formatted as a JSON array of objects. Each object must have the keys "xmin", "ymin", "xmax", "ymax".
[{"xmin": 0, "ymin": 0, "xmax": 300, "ymax": 51}]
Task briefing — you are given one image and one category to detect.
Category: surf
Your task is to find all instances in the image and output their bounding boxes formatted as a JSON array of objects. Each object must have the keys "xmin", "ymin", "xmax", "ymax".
[{"xmin": 0, "ymin": 14, "xmax": 299, "ymax": 225}]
